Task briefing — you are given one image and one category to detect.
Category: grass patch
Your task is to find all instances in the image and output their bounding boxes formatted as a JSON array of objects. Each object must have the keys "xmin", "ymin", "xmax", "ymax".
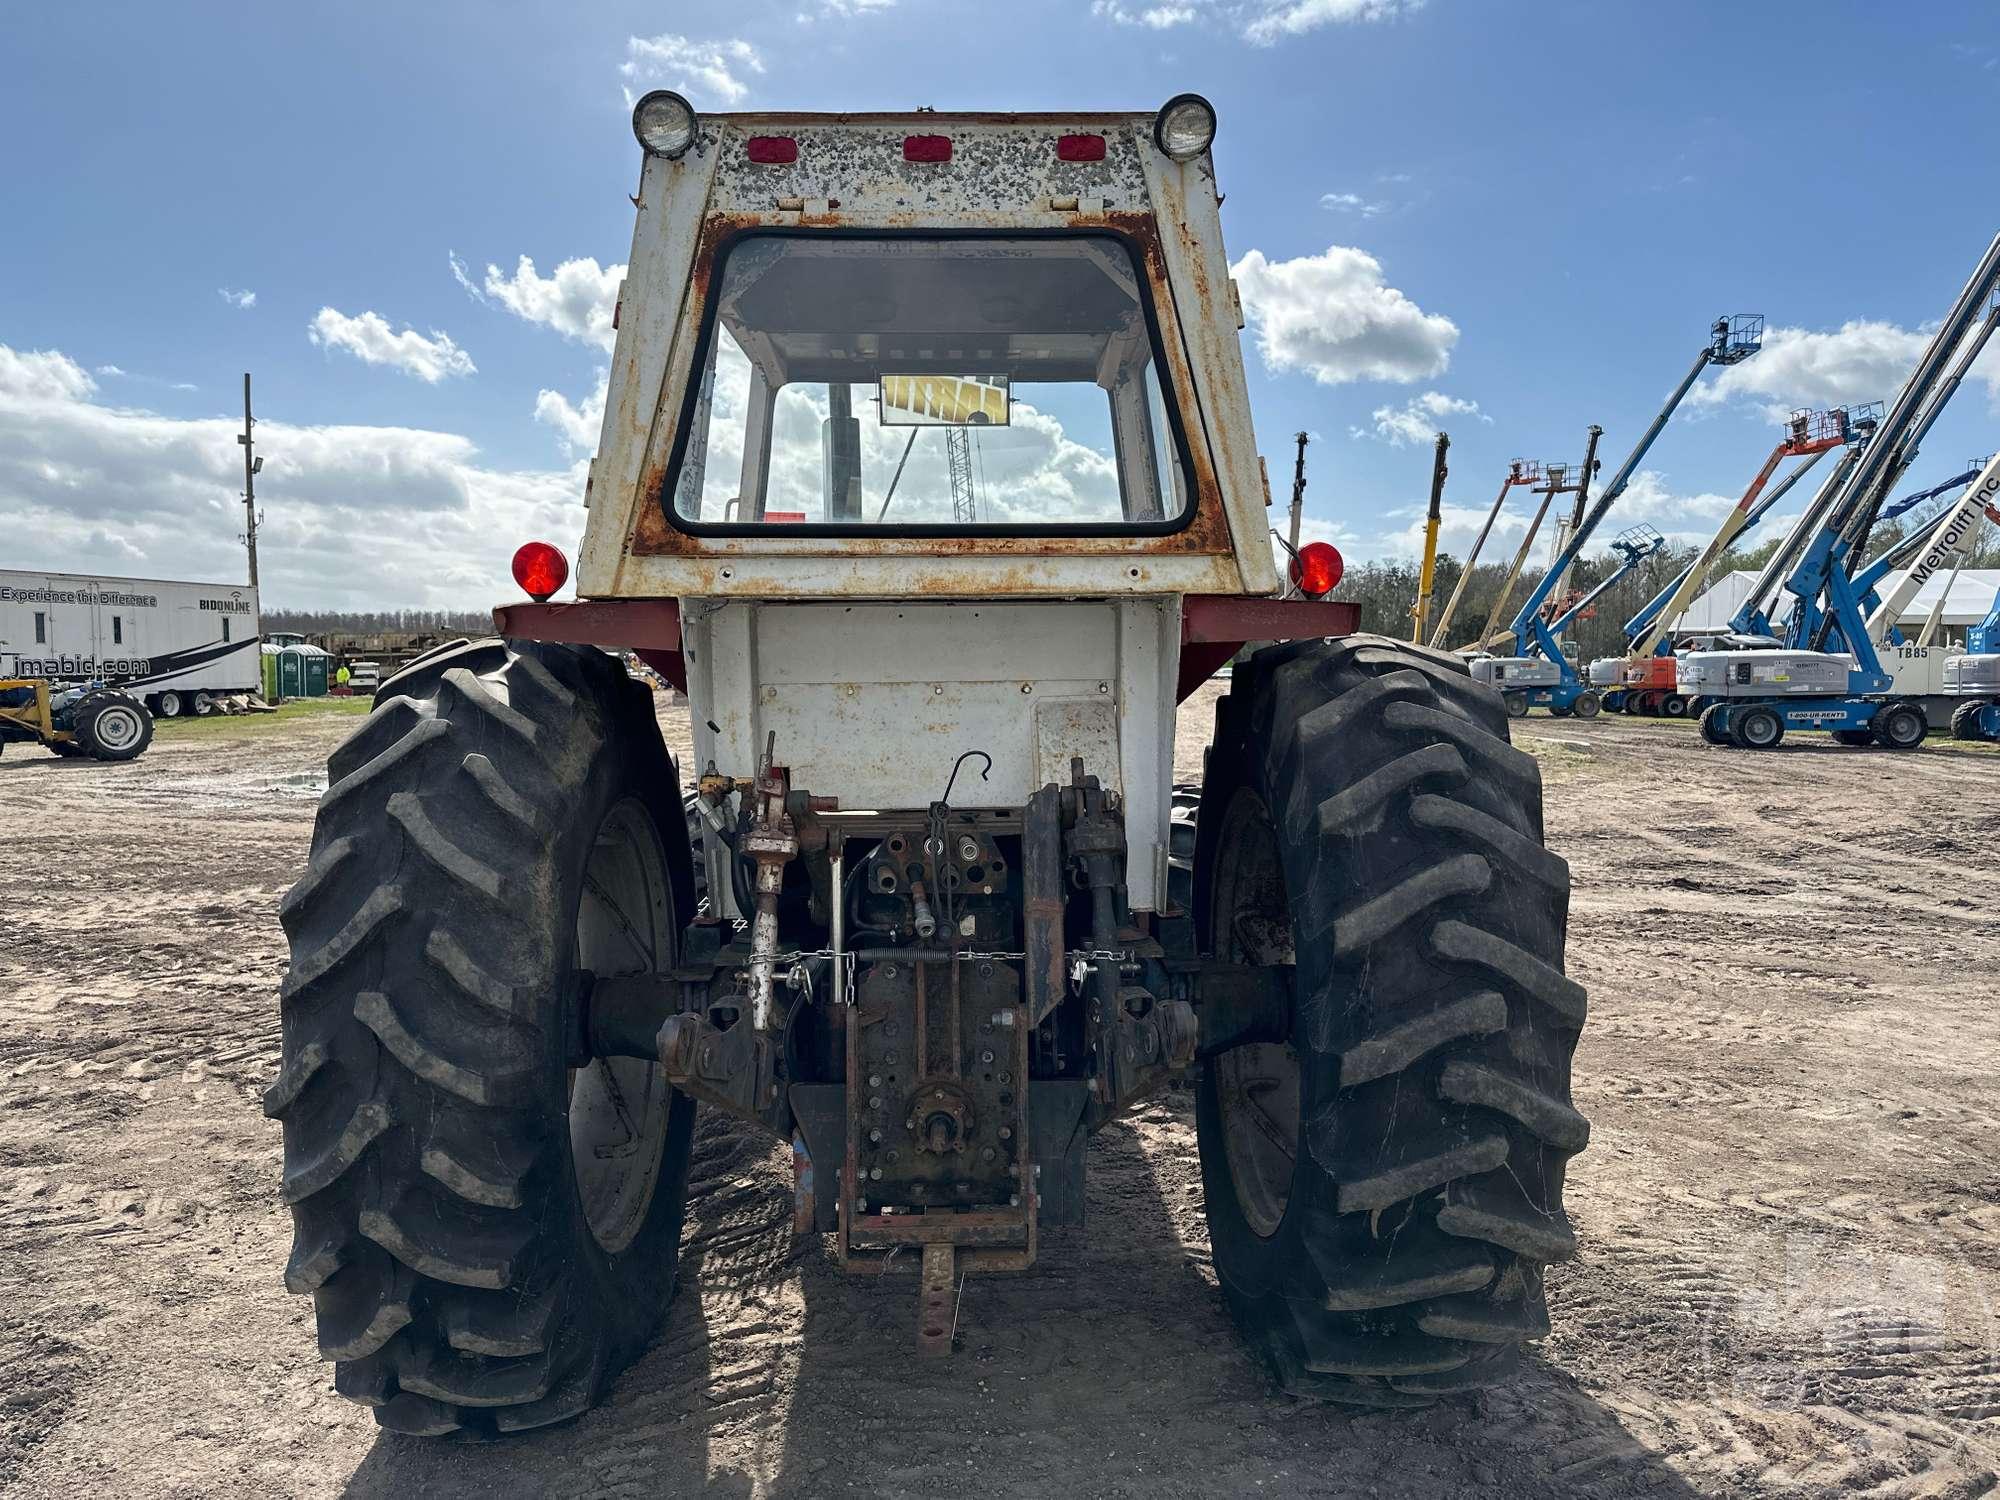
[
  {"xmin": 1515, "ymin": 734, "xmax": 1594, "ymax": 782},
  {"xmin": 153, "ymin": 696, "xmax": 370, "ymax": 737}
]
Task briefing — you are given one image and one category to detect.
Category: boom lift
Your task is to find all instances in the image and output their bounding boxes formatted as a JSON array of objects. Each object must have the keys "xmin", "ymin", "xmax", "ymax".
[
  {"xmin": 1481, "ymin": 525, "xmax": 1666, "ymax": 718},
  {"xmin": 1426, "ymin": 458, "xmax": 1542, "ymax": 647},
  {"xmin": 1596, "ymin": 405, "xmax": 1875, "ymax": 715},
  {"xmin": 1684, "ymin": 235, "xmax": 2000, "ymax": 746},
  {"xmin": 1407, "ymin": 430, "xmax": 1449, "ymax": 642},
  {"xmin": 1948, "ymin": 576, "xmax": 2000, "ymax": 740},
  {"xmin": 1686, "ymin": 453, "xmax": 2000, "ymax": 748},
  {"xmin": 267, "ymin": 92, "xmax": 1594, "ymax": 1436},
  {"xmin": 1456, "ymin": 444, "xmax": 1592, "ymax": 660},
  {"xmin": 1468, "ymin": 316, "xmax": 1765, "ymax": 714},
  {"xmin": 1589, "ymin": 444, "xmax": 1838, "ymax": 709}
]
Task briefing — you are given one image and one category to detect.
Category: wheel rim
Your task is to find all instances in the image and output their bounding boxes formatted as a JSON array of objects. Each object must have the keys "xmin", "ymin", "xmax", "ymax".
[
  {"xmin": 569, "ymin": 796, "xmax": 677, "ymax": 1255},
  {"xmin": 1745, "ymin": 714, "xmax": 1778, "ymax": 747},
  {"xmin": 1209, "ymin": 787, "xmax": 1299, "ymax": 1241},
  {"xmin": 91, "ymin": 705, "xmax": 143, "ymax": 752},
  {"xmin": 158, "ymin": 692, "xmax": 181, "ymax": 718}
]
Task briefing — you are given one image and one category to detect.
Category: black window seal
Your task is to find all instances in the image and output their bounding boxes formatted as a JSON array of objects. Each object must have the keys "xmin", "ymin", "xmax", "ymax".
[{"xmin": 657, "ymin": 226, "xmax": 1204, "ymax": 541}]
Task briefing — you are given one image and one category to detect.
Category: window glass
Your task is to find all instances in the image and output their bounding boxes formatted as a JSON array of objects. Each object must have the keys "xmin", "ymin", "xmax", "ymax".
[{"xmin": 671, "ymin": 236, "xmax": 1189, "ymax": 530}]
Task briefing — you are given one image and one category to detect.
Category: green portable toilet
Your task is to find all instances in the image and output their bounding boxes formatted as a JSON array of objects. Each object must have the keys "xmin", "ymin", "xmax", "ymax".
[
  {"xmin": 299, "ymin": 647, "xmax": 330, "ymax": 696},
  {"xmin": 261, "ymin": 642, "xmax": 283, "ymax": 701}
]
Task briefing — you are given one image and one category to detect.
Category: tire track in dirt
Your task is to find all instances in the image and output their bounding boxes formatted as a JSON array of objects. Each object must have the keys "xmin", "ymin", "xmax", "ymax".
[{"xmin": 3, "ymin": 697, "xmax": 1999, "ymax": 1497}]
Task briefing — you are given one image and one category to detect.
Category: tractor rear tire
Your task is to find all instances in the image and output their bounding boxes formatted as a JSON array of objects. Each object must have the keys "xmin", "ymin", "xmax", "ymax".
[
  {"xmin": 76, "ymin": 692, "xmax": 153, "ymax": 761},
  {"xmin": 269, "ymin": 638, "xmax": 698, "ymax": 1438},
  {"xmin": 1193, "ymin": 634, "xmax": 1587, "ymax": 1405},
  {"xmin": 1873, "ymin": 700, "xmax": 1927, "ymax": 751}
]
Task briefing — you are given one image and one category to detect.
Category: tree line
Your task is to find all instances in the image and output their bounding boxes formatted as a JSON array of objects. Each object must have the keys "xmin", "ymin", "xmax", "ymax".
[{"xmin": 264, "ymin": 607, "xmax": 492, "ymax": 635}]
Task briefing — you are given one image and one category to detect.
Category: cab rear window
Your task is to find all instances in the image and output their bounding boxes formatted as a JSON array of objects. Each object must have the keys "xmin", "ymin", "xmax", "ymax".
[{"xmin": 668, "ymin": 233, "xmax": 1193, "ymax": 535}]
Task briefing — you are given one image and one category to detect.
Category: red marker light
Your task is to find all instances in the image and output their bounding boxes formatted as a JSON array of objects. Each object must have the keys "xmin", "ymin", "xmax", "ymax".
[
  {"xmin": 1057, "ymin": 133, "xmax": 1107, "ymax": 162},
  {"xmin": 904, "ymin": 134, "xmax": 951, "ymax": 163},
  {"xmin": 1290, "ymin": 541, "xmax": 1344, "ymax": 598},
  {"xmin": 745, "ymin": 135, "xmax": 798, "ymax": 164},
  {"xmin": 512, "ymin": 541, "xmax": 569, "ymax": 602}
]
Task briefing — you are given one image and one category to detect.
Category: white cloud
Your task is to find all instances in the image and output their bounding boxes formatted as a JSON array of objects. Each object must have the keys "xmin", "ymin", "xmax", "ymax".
[
  {"xmin": 1321, "ymin": 190, "xmax": 1390, "ymax": 218},
  {"xmin": 0, "ymin": 341, "xmax": 581, "ymax": 610},
  {"xmin": 218, "ymin": 288, "xmax": 257, "ymax": 309},
  {"xmin": 1092, "ymin": 0, "xmax": 1198, "ymax": 26},
  {"xmin": 1, "ymin": 346, "xmax": 99, "ymax": 403},
  {"xmin": 812, "ymin": 0, "xmax": 895, "ymax": 14},
  {"xmin": 1581, "ymin": 470, "xmax": 1742, "ymax": 548},
  {"xmin": 1357, "ymin": 390, "xmax": 1488, "ymax": 446},
  {"xmin": 1242, "ymin": 0, "xmax": 1423, "ymax": 43},
  {"xmin": 308, "ymin": 308, "xmax": 477, "ymax": 383},
  {"xmin": 95, "ymin": 363, "xmax": 127, "ymax": 378},
  {"xmin": 1090, "ymin": 0, "xmax": 1418, "ymax": 39},
  {"xmin": 466, "ymin": 254, "xmax": 623, "ymax": 353},
  {"xmin": 621, "ymin": 34, "xmax": 763, "ymax": 107},
  {"xmin": 1357, "ymin": 469, "xmax": 1743, "ymax": 564},
  {"xmin": 535, "ymin": 371, "xmax": 609, "ymax": 455},
  {"xmin": 1230, "ymin": 244, "xmax": 1458, "ymax": 386},
  {"xmin": 1690, "ymin": 318, "xmax": 2000, "ymax": 420}
]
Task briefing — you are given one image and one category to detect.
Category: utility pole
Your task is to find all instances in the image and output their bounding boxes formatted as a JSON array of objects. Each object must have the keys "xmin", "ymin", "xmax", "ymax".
[
  {"xmin": 1284, "ymin": 432, "xmax": 1308, "ymax": 596},
  {"xmin": 237, "ymin": 373, "xmax": 260, "ymax": 591}
]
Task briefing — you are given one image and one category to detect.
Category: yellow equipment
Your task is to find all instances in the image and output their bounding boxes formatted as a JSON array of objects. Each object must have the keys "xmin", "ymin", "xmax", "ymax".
[
  {"xmin": 1409, "ymin": 431, "xmax": 1449, "ymax": 642},
  {"xmin": 0, "ymin": 678, "xmax": 154, "ymax": 761}
]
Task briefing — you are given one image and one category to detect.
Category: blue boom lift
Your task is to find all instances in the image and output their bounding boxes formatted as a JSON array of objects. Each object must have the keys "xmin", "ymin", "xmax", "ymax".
[
  {"xmin": 1591, "ymin": 406, "xmax": 1876, "ymax": 715},
  {"xmin": 1679, "ymin": 233, "xmax": 2000, "ymax": 749},
  {"xmin": 1468, "ymin": 314, "xmax": 1764, "ymax": 715},
  {"xmin": 1947, "ymin": 579, "xmax": 2000, "ymax": 740}
]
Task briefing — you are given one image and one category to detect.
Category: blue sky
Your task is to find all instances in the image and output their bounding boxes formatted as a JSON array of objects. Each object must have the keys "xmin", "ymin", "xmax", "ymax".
[{"xmin": 4, "ymin": 0, "xmax": 1999, "ymax": 606}]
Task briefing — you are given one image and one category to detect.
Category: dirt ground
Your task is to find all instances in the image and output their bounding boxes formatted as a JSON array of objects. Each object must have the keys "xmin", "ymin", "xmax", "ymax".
[{"xmin": 3, "ymin": 684, "xmax": 1997, "ymax": 1499}]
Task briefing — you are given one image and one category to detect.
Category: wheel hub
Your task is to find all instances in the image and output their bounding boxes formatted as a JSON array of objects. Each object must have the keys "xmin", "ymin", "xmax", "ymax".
[
  {"xmin": 569, "ymin": 797, "xmax": 677, "ymax": 1254},
  {"xmin": 1207, "ymin": 787, "xmax": 1301, "ymax": 1241}
]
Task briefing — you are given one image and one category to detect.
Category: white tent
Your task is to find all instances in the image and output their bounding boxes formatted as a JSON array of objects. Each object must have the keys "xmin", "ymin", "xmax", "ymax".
[{"xmin": 1680, "ymin": 568, "xmax": 2000, "ymax": 637}]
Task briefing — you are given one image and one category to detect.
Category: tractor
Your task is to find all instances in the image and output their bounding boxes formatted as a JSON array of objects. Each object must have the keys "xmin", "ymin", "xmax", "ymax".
[
  {"xmin": 270, "ymin": 92, "xmax": 1588, "ymax": 1437},
  {"xmin": 0, "ymin": 678, "xmax": 153, "ymax": 761}
]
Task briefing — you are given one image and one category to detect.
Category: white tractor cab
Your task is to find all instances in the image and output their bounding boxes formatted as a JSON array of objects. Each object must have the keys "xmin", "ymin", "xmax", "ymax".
[{"xmin": 271, "ymin": 93, "xmax": 1588, "ymax": 1438}]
